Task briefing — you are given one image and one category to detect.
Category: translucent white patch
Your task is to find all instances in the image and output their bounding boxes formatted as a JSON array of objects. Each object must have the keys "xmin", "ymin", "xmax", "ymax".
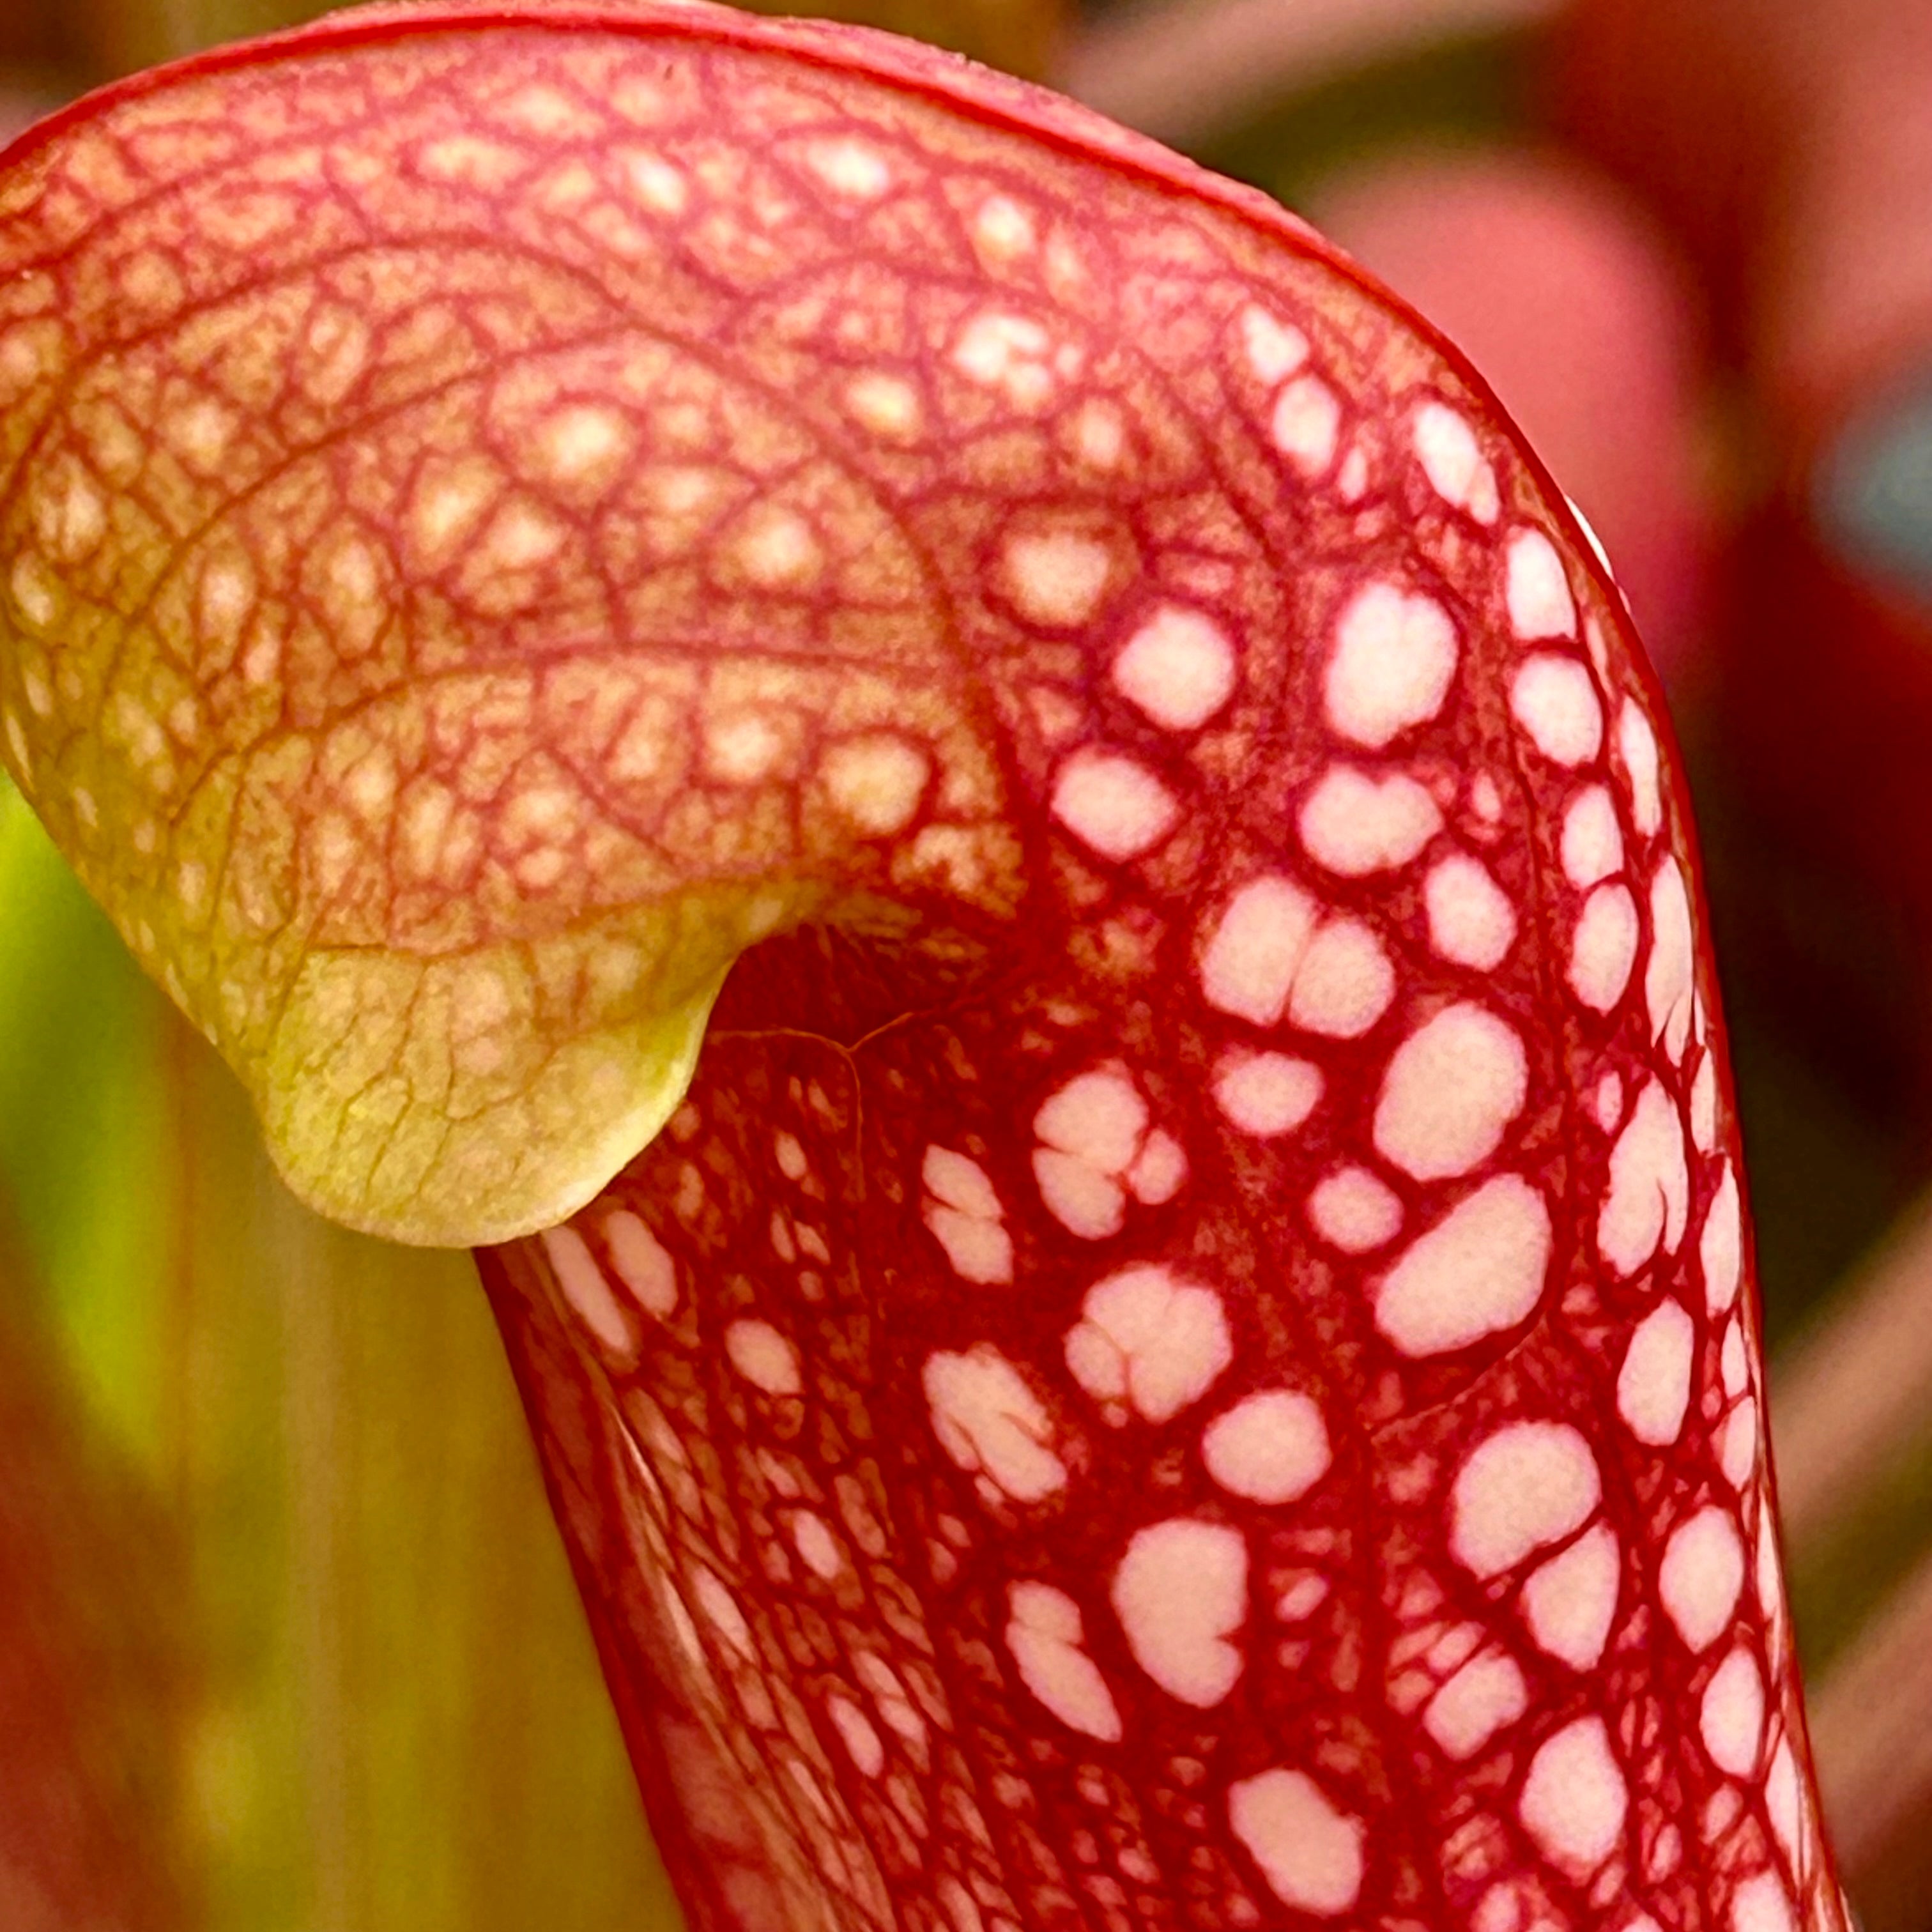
[
  {"xmin": 1000, "ymin": 525, "xmax": 1112, "ymax": 627},
  {"xmin": 972, "ymin": 192, "xmax": 1036, "ymax": 262},
  {"xmin": 731, "ymin": 508, "xmax": 821, "ymax": 590},
  {"xmin": 1270, "ymin": 374, "xmax": 1340, "ymax": 477},
  {"xmin": 1721, "ymin": 1399, "xmax": 1758, "ymax": 1489},
  {"xmin": 1033, "ymin": 1152, "xmax": 1126, "ymax": 1240},
  {"xmin": 802, "ymin": 135, "xmax": 893, "ymax": 199},
  {"xmin": 410, "ymin": 454, "xmax": 498, "ymax": 564},
  {"xmin": 1300, "ymin": 766, "xmax": 1442, "ymax": 876},
  {"xmin": 1690, "ymin": 1050, "xmax": 1719, "ymax": 1153},
  {"xmin": 854, "ymin": 1653, "xmax": 923, "ymax": 1747},
  {"xmin": 1731, "ymin": 1873, "xmax": 1797, "ymax": 1932},
  {"xmin": 922, "ymin": 1146, "xmax": 999, "ymax": 1221},
  {"xmin": 1592, "ymin": 1070, "xmax": 1625, "ymax": 1130},
  {"xmin": 661, "ymin": 1578, "xmax": 705, "ymax": 1669},
  {"xmin": 1700, "ymin": 1164, "xmax": 1742, "ymax": 1312},
  {"xmin": 1127, "ymin": 1130, "xmax": 1188, "ymax": 1205},
  {"xmin": 603, "ymin": 1209, "xmax": 678, "ymax": 1319},
  {"xmin": 542, "ymin": 1225, "xmax": 637, "ymax": 1362},
  {"xmin": 1050, "ymin": 749, "xmax": 1177, "ymax": 859},
  {"xmin": 1374, "ymin": 1174, "xmax": 1551, "ymax": 1358},
  {"xmin": 954, "ymin": 310, "xmax": 1056, "ymax": 408},
  {"xmin": 1646, "ymin": 857, "xmax": 1696, "ymax": 1062},
  {"xmin": 1197, "ymin": 878, "xmax": 1393, "ymax": 1039},
  {"xmin": 1292, "ymin": 919, "xmax": 1396, "ymax": 1038},
  {"xmin": 1720, "ymin": 1318, "xmax": 1747, "ymax": 1399},
  {"xmin": 1521, "ymin": 1524, "xmax": 1620, "ymax": 1669},
  {"xmin": 828, "ymin": 1692, "xmax": 885, "ymax": 1775},
  {"xmin": 1064, "ymin": 1264, "xmax": 1232, "ymax": 1423},
  {"xmin": 8, "ymin": 553, "xmax": 57, "ymax": 631},
  {"xmin": 845, "ymin": 371, "xmax": 922, "ymax": 440},
  {"xmin": 1275, "ymin": 1575, "xmax": 1329, "ymax": 1621},
  {"xmin": 1765, "ymin": 1738, "xmax": 1801, "ymax": 1868},
  {"xmin": 923, "ymin": 1348, "xmax": 1066, "ymax": 1502},
  {"xmin": 1659, "ymin": 1506, "xmax": 1745, "ymax": 1652},
  {"xmin": 1510, "ymin": 654, "xmax": 1602, "ymax": 765},
  {"xmin": 1200, "ymin": 875, "xmax": 1317, "ymax": 1025},
  {"xmin": 790, "ymin": 1512, "xmax": 842, "ymax": 1581},
  {"xmin": 1202, "ymin": 1390, "xmax": 1330, "ymax": 1504},
  {"xmin": 1756, "ymin": 1512, "xmax": 1785, "ymax": 1633},
  {"xmin": 1071, "ymin": 399, "xmax": 1125, "ymax": 470},
  {"xmin": 822, "ymin": 734, "xmax": 929, "ymax": 835},
  {"xmin": 531, "ymin": 401, "xmax": 630, "ymax": 489},
  {"xmin": 1617, "ymin": 1300, "xmax": 1694, "ymax": 1445},
  {"xmin": 1373, "ymin": 1004, "xmax": 1528, "ymax": 1181},
  {"xmin": 1617, "ymin": 699, "xmax": 1664, "ymax": 838},
  {"xmin": 1561, "ymin": 785, "xmax": 1625, "ymax": 889},
  {"xmin": 1112, "ymin": 1518, "xmax": 1247, "ymax": 1706},
  {"xmin": 1239, "ymin": 305, "xmax": 1308, "ymax": 385},
  {"xmin": 1006, "ymin": 1582, "xmax": 1123, "ymax": 1742},
  {"xmin": 922, "ymin": 1145, "xmax": 1013, "ymax": 1285},
  {"xmin": 1032, "ymin": 1067, "xmax": 1156, "ymax": 1239},
  {"xmin": 621, "ymin": 148, "xmax": 687, "ymax": 215},
  {"xmin": 724, "ymin": 1318, "xmax": 801, "ymax": 1396},
  {"xmin": 1505, "ymin": 527, "xmax": 1577, "ymax": 640},
  {"xmin": 1413, "ymin": 402, "xmax": 1499, "ymax": 523},
  {"xmin": 1700, "ymin": 1646, "xmax": 1765, "ymax": 1777},
  {"xmin": 1519, "ymin": 1717, "xmax": 1626, "ymax": 1872},
  {"xmin": 1324, "ymin": 580, "xmax": 1460, "ymax": 749},
  {"xmin": 692, "ymin": 1568, "xmax": 753, "ymax": 1657},
  {"xmin": 1227, "ymin": 1768, "xmax": 1365, "ymax": 1915},
  {"xmin": 1036, "ymin": 1068, "xmax": 1147, "ymax": 1174},
  {"xmin": 13, "ymin": 664, "xmax": 49, "ymax": 730},
  {"xmin": 1213, "ymin": 1051, "xmax": 1322, "ymax": 1137},
  {"xmin": 52, "ymin": 473, "xmax": 106, "ymax": 562},
  {"xmin": 1112, "ymin": 604, "xmax": 1237, "ymax": 730},
  {"xmin": 940, "ymin": 1878, "xmax": 985, "ymax": 1932},
  {"xmin": 1308, "ymin": 1165, "xmax": 1403, "ymax": 1254},
  {"xmin": 1598, "ymin": 1078, "xmax": 1689, "ymax": 1275},
  {"xmin": 1425, "ymin": 1650, "xmax": 1527, "ymax": 1759},
  {"xmin": 1451, "ymin": 1422, "xmax": 1601, "ymax": 1579},
  {"xmin": 705, "ymin": 709, "xmax": 787, "ymax": 784},
  {"xmin": 1424, "ymin": 854, "xmax": 1515, "ymax": 970},
  {"xmin": 1568, "ymin": 882, "xmax": 1640, "ymax": 1012}
]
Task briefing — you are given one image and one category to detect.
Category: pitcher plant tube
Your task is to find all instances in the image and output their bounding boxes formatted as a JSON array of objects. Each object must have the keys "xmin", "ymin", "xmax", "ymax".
[{"xmin": 0, "ymin": 3, "xmax": 1853, "ymax": 1927}]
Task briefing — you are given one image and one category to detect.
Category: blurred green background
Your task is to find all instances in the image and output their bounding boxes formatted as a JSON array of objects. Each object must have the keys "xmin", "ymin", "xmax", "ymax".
[{"xmin": 0, "ymin": 782, "xmax": 675, "ymax": 1931}]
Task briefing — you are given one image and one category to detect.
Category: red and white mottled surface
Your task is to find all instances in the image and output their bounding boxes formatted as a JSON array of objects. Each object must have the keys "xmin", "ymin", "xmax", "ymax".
[
  {"xmin": 1309, "ymin": 151, "xmax": 1712, "ymax": 691},
  {"xmin": 0, "ymin": 4, "xmax": 1850, "ymax": 1928}
]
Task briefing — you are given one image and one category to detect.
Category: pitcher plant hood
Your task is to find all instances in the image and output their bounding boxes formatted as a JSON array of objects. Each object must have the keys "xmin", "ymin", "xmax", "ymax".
[{"xmin": 0, "ymin": 4, "xmax": 1850, "ymax": 1928}]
